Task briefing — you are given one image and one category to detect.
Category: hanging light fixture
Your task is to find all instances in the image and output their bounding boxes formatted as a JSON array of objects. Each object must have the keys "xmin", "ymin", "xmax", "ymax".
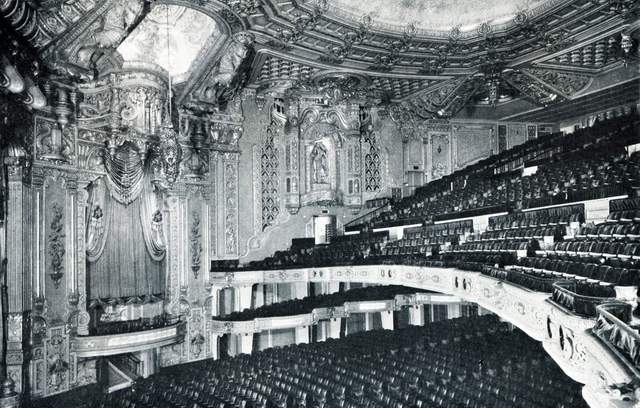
[{"xmin": 153, "ymin": 5, "xmax": 182, "ymax": 187}]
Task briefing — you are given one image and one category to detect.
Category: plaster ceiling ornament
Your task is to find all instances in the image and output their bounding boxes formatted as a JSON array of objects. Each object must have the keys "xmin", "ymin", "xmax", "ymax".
[
  {"xmin": 502, "ymin": 70, "xmax": 561, "ymax": 106},
  {"xmin": 220, "ymin": 0, "xmax": 261, "ymax": 18},
  {"xmin": 322, "ymin": 0, "xmax": 551, "ymax": 34},
  {"xmin": 200, "ymin": 31, "xmax": 255, "ymax": 110},
  {"xmin": 69, "ymin": 0, "xmax": 146, "ymax": 73},
  {"xmin": 522, "ymin": 68, "xmax": 592, "ymax": 98},
  {"xmin": 370, "ymin": 22, "xmax": 418, "ymax": 71},
  {"xmin": 321, "ymin": 14, "xmax": 373, "ymax": 65},
  {"xmin": 269, "ymin": 0, "xmax": 330, "ymax": 49}
]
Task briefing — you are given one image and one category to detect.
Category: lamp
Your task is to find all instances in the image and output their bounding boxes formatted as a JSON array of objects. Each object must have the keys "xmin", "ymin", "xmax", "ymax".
[{"xmin": 152, "ymin": 5, "xmax": 182, "ymax": 188}]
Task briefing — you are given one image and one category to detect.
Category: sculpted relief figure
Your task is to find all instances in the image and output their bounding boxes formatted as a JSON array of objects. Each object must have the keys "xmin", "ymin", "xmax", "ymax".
[
  {"xmin": 311, "ymin": 144, "xmax": 329, "ymax": 184},
  {"xmin": 76, "ymin": 0, "xmax": 144, "ymax": 68},
  {"xmin": 203, "ymin": 32, "xmax": 255, "ymax": 105}
]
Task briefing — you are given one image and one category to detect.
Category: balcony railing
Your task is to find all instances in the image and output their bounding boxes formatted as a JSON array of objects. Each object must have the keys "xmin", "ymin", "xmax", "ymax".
[
  {"xmin": 551, "ymin": 281, "xmax": 616, "ymax": 317},
  {"xmin": 593, "ymin": 302, "xmax": 640, "ymax": 375},
  {"xmin": 482, "ymin": 266, "xmax": 559, "ymax": 292}
]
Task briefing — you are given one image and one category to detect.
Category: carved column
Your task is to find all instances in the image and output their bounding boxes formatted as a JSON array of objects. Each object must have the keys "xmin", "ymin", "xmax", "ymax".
[
  {"xmin": 221, "ymin": 153, "xmax": 239, "ymax": 258},
  {"xmin": 380, "ymin": 310, "xmax": 394, "ymax": 330},
  {"xmin": 74, "ymin": 178, "xmax": 91, "ymax": 336},
  {"xmin": 408, "ymin": 305, "xmax": 425, "ymax": 326},
  {"xmin": 164, "ymin": 193, "xmax": 184, "ymax": 316},
  {"xmin": 327, "ymin": 318, "xmax": 342, "ymax": 339},
  {"xmin": 295, "ymin": 326, "xmax": 309, "ymax": 345},
  {"xmin": 3, "ymin": 162, "xmax": 32, "ymax": 394}
]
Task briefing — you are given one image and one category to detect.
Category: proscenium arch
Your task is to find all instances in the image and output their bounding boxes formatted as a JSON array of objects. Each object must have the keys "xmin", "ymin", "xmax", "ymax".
[{"xmin": 210, "ymin": 264, "xmax": 637, "ymax": 405}]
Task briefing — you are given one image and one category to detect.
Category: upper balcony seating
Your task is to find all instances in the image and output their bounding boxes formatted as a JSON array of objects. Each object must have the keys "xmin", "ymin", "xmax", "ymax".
[
  {"xmin": 381, "ymin": 220, "xmax": 473, "ymax": 262},
  {"xmin": 448, "ymin": 240, "xmax": 538, "ymax": 256},
  {"xmin": 33, "ymin": 316, "xmax": 588, "ymax": 408},
  {"xmin": 605, "ymin": 197, "xmax": 640, "ymax": 227},
  {"xmin": 469, "ymin": 226, "xmax": 565, "ymax": 242},
  {"xmin": 514, "ymin": 257, "xmax": 638, "ymax": 287},
  {"xmin": 236, "ymin": 231, "xmax": 390, "ymax": 271},
  {"xmin": 364, "ymin": 115, "xmax": 639, "ymax": 229},
  {"xmin": 539, "ymin": 238, "xmax": 640, "ymax": 268},
  {"xmin": 487, "ymin": 204, "xmax": 584, "ymax": 232}
]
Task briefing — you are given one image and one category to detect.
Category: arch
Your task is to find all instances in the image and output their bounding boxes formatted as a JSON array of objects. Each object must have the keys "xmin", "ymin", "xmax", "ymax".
[{"xmin": 153, "ymin": 0, "xmax": 241, "ymax": 36}]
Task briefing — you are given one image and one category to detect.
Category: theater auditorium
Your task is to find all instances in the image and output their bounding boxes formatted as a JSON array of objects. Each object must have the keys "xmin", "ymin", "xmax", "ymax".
[{"xmin": 0, "ymin": 0, "xmax": 639, "ymax": 407}]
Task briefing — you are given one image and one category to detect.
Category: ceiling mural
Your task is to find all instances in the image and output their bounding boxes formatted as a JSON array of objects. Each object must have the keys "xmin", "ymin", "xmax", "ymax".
[
  {"xmin": 118, "ymin": 5, "xmax": 221, "ymax": 80},
  {"xmin": 324, "ymin": 0, "xmax": 550, "ymax": 33}
]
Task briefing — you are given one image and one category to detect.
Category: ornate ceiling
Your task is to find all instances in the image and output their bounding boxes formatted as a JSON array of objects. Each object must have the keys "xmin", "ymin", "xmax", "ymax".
[
  {"xmin": 0, "ymin": 0, "xmax": 638, "ymax": 119},
  {"xmin": 323, "ymin": 0, "xmax": 551, "ymax": 34}
]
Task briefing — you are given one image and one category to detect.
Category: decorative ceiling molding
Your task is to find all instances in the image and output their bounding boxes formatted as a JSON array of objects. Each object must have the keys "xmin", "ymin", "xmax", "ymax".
[
  {"xmin": 244, "ymin": 0, "xmax": 625, "ymax": 75},
  {"xmin": 2, "ymin": 0, "xmax": 636, "ymax": 119},
  {"xmin": 522, "ymin": 68, "xmax": 593, "ymax": 98},
  {"xmin": 503, "ymin": 70, "xmax": 563, "ymax": 106}
]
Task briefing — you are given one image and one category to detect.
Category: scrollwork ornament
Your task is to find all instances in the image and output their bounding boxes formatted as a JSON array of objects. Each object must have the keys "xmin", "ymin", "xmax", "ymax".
[
  {"xmin": 48, "ymin": 203, "xmax": 65, "ymax": 289},
  {"xmin": 190, "ymin": 212, "xmax": 203, "ymax": 279}
]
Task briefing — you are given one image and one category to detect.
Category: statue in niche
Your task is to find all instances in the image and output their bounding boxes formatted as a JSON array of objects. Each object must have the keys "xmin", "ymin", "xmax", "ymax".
[{"xmin": 311, "ymin": 144, "xmax": 329, "ymax": 184}]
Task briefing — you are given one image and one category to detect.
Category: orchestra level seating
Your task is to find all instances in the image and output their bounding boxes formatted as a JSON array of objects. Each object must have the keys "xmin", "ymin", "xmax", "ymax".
[{"xmin": 33, "ymin": 315, "xmax": 587, "ymax": 408}]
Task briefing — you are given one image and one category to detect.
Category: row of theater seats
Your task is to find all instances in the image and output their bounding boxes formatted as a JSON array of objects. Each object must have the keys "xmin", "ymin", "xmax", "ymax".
[
  {"xmin": 576, "ymin": 223, "xmax": 640, "ymax": 240},
  {"xmin": 487, "ymin": 204, "xmax": 584, "ymax": 231},
  {"xmin": 446, "ymin": 240, "xmax": 537, "ymax": 255},
  {"xmin": 539, "ymin": 239, "xmax": 640, "ymax": 266},
  {"xmin": 515, "ymin": 257, "xmax": 638, "ymax": 287},
  {"xmin": 34, "ymin": 316, "xmax": 587, "ymax": 408},
  {"xmin": 234, "ymin": 232, "xmax": 391, "ymax": 271},
  {"xmin": 218, "ymin": 285, "xmax": 427, "ymax": 321},
  {"xmin": 378, "ymin": 221, "xmax": 474, "ymax": 261},
  {"xmin": 469, "ymin": 226, "xmax": 564, "ymax": 242},
  {"xmin": 365, "ymin": 115, "xmax": 639, "ymax": 228}
]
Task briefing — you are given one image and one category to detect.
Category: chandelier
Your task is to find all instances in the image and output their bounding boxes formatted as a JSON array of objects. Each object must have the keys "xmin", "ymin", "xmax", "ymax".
[{"xmin": 152, "ymin": 5, "xmax": 182, "ymax": 188}]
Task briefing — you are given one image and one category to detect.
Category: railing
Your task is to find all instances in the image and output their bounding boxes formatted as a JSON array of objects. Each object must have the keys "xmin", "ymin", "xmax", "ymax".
[
  {"xmin": 72, "ymin": 321, "xmax": 186, "ymax": 357},
  {"xmin": 344, "ymin": 202, "xmax": 392, "ymax": 231},
  {"xmin": 593, "ymin": 302, "xmax": 640, "ymax": 374},
  {"xmin": 551, "ymin": 281, "xmax": 616, "ymax": 317},
  {"xmin": 433, "ymin": 204, "xmax": 509, "ymax": 222},
  {"xmin": 482, "ymin": 267, "xmax": 559, "ymax": 293}
]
